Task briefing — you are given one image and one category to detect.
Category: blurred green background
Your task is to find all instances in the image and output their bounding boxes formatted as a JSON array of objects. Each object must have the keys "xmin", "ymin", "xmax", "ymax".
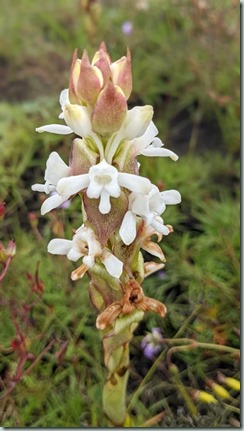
[{"xmin": 0, "ymin": 0, "xmax": 240, "ymax": 427}]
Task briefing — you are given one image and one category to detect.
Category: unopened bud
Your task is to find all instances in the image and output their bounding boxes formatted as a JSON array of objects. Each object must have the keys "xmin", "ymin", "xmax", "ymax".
[
  {"xmin": 224, "ymin": 377, "xmax": 240, "ymax": 392},
  {"xmin": 192, "ymin": 390, "xmax": 217, "ymax": 404},
  {"xmin": 6, "ymin": 240, "xmax": 16, "ymax": 257},
  {"xmin": 0, "ymin": 239, "xmax": 16, "ymax": 263},
  {"xmin": 76, "ymin": 50, "xmax": 103, "ymax": 106},
  {"xmin": 217, "ymin": 372, "xmax": 240, "ymax": 391},
  {"xmin": 110, "ymin": 48, "xmax": 132, "ymax": 100},
  {"xmin": 91, "ymin": 82, "xmax": 127, "ymax": 136},
  {"xmin": 211, "ymin": 382, "xmax": 230, "ymax": 399}
]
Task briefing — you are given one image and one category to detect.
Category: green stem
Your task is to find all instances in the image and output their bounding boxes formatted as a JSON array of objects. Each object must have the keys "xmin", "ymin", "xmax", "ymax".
[
  {"xmin": 166, "ymin": 341, "xmax": 239, "ymax": 364},
  {"xmin": 102, "ymin": 344, "xmax": 130, "ymax": 426}
]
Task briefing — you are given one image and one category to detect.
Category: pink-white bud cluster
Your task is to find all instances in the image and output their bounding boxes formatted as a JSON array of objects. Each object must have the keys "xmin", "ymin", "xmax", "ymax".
[{"xmin": 69, "ymin": 43, "xmax": 132, "ymax": 135}]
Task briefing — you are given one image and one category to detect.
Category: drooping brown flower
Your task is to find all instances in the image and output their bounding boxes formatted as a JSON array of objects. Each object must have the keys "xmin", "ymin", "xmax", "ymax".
[{"xmin": 96, "ymin": 279, "xmax": 167, "ymax": 330}]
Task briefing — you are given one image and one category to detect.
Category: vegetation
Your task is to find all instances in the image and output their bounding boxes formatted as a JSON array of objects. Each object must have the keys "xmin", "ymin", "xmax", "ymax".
[{"xmin": 0, "ymin": 0, "xmax": 240, "ymax": 427}]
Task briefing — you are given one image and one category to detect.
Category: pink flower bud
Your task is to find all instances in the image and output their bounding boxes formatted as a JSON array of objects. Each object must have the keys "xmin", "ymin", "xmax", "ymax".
[
  {"xmin": 91, "ymin": 81, "xmax": 127, "ymax": 136},
  {"xmin": 0, "ymin": 239, "xmax": 16, "ymax": 264},
  {"xmin": 91, "ymin": 46, "xmax": 111, "ymax": 85},
  {"xmin": 6, "ymin": 240, "xmax": 16, "ymax": 257},
  {"xmin": 69, "ymin": 49, "xmax": 80, "ymax": 104},
  {"xmin": 111, "ymin": 48, "xmax": 132, "ymax": 100},
  {"xmin": 77, "ymin": 50, "xmax": 104, "ymax": 106},
  {"xmin": 69, "ymin": 43, "xmax": 132, "ymax": 113}
]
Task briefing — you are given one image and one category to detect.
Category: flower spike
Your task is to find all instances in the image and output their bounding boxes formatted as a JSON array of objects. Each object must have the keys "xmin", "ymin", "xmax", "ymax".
[{"xmin": 32, "ymin": 42, "xmax": 181, "ymax": 427}]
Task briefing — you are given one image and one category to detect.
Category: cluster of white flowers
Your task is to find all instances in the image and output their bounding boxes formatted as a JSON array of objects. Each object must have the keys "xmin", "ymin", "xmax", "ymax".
[{"xmin": 32, "ymin": 46, "xmax": 181, "ymax": 282}]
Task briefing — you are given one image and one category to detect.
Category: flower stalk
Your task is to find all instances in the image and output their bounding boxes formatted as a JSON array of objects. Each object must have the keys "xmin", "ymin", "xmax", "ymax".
[{"xmin": 32, "ymin": 42, "xmax": 181, "ymax": 426}]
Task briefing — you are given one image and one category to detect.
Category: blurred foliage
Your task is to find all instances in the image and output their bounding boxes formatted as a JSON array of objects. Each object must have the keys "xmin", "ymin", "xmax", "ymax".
[{"xmin": 0, "ymin": 0, "xmax": 240, "ymax": 427}]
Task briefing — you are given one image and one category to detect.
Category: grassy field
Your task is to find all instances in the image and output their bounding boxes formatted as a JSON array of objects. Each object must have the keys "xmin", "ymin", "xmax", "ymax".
[{"xmin": 0, "ymin": 0, "xmax": 240, "ymax": 427}]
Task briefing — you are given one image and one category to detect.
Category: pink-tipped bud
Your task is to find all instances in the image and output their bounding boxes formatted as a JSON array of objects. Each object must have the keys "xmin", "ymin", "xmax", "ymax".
[
  {"xmin": 111, "ymin": 48, "xmax": 132, "ymax": 100},
  {"xmin": 0, "ymin": 239, "xmax": 16, "ymax": 264},
  {"xmin": 76, "ymin": 50, "xmax": 104, "ymax": 106},
  {"xmin": 92, "ymin": 47, "xmax": 111, "ymax": 85},
  {"xmin": 69, "ymin": 43, "xmax": 133, "ymax": 110},
  {"xmin": 69, "ymin": 49, "xmax": 80, "ymax": 104},
  {"xmin": 91, "ymin": 81, "xmax": 127, "ymax": 136},
  {"xmin": 7, "ymin": 240, "xmax": 16, "ymax": 257}
]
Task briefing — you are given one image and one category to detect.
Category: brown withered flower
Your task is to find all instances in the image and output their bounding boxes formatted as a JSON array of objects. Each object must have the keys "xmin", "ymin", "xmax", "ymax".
[{"xmin": 96, "ymin": 279, "xmax": 167, "ymax": 330}]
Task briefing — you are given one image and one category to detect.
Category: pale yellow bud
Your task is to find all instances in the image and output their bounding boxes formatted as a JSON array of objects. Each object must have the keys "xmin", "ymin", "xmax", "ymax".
[
  {"xmin": 211, "ymin": 383, "xmax": 230, "ymax": 400},
  {"xmin": 225, "ymin": 377, "xmax": 240, "ymax": 392},
  {"xmin": 193, "ymin": 390, "xmax": 218, "ymax": 404}
]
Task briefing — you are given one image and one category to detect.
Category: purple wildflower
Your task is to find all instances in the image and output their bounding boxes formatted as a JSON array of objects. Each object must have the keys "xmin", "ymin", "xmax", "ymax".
[
  {"xmin": 141, "ymin": 327, "xmax": 163, "ymax": 360},
  {"xmin": 122, "ymin": 21, "xmax": 133, "ymax": 36}
]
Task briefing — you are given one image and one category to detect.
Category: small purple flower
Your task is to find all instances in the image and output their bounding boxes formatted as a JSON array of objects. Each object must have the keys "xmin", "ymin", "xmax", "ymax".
[
  {"xmin": 141, "ymin": 327, "xmax": 163, "ymax": 360},
  {"xmin": 122, "ymin": 21, "xmax": 133, "ymax": 36}
]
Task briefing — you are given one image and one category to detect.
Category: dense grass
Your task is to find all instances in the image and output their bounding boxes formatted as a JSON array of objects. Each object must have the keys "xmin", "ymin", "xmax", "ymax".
[{"xmin": 0, "ymin": 0, "xmax": 240, "ymax": 427}]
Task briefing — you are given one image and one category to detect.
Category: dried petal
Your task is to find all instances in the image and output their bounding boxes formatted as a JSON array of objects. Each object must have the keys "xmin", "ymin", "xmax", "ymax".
[
  {"xmin": 139, "ymin": 296, "xmax": 167, "ymax": 318},
  {"xmin": 96, "ymin": 302, "xmax": 122, "ymax": 330}
]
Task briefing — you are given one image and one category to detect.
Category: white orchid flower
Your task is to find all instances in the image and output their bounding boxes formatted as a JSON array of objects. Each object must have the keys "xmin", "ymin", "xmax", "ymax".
[
  {"xmin": 31, "ymin": 151, "xmax": 71, "ymax": 215},
  {"xmin": 47, "ymin": 225, "xmax": 123, "ymax": 280},
  {"xmin": 119, "ymin": 186, "xmax": 181, "ymax": 245},
  {"xmin": 36, "ymin": 89, "xmax": 91, "ymax": 136},
  {"xmin": 105, "ymin": 105, "xmax": 178, "ymax": 163},
  {"xmin": 36, "ymin": 89, "xmax": 104, "ymax": 158},
  {"xmin": 56, "ymin": 159, "xmax": 152, "ymax": 215}
]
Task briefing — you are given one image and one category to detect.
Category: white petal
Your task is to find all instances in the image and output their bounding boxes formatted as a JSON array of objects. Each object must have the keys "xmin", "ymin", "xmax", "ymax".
[
  {"xmin": 161, "ymin": 190, "xmax": 181, "ymax": 204},
  {"xmin": 57, "ymin": 174, "xmax": 90, "ymax": 197},
  {"xmin": 133, "ymin": 121, "xmax": 158, "ymax": 153},
  {"xmin": 59, "ymin": 88, "xmax": 70, "ymax": 107},
  {"xmin": 105, "ymin": 181, "xmax": 121, "ymax": 197},
  {"xmin": 77, "ymin": 227, "xmax": 102, "ymax": 257},
  {"xmin": 131, "ymin": 195, "xmax": 150, "ymax": 217},
  {"xmin": 45, "ymin": 152, "xmax": 70, "ymax": 185},
  {"xmin": 142, "ymin": 212, "xmax": 155, "ymax": 225},
  {"xmin": 118, "ymin": 173, "xmax": 151, "ymax": 194},
  {"xmin": 86, "ymin": 181, "xmax": 103, "ymax": 199},
  {"xmin": 101, "ymin": 251, "xmax": 123, "ymax": 278},
  {"xmin": 67, "ymin": 248, "xmax": 84, "ymax": 262},
  {"xmin": 151, "ymin": 218, "xmax": 170, "ymax": 235},
  {"xmin": 64, "ymin": 105, "xmax": 92, "ymax": 137},
  {"xmin": 149, "ymin": 193, "xmax": 166, "ymax": 214},
  {"xmin": 99, "ymin": 190, "xmax": 111, "ymax": 214},
  {"xmin": 36, "ymin": 124, "xmax": 73, "ymax": 134},
  {"xmin": 41, "ymin": 194, "xmax": 69, "ymax": 215},
  {"xmin": 152, "ymin": 137, "xmax": 164, "ymax": 148},
  {"xmin": 140, "ymin": 146, "xmax": 179, "ymax": 161},
  {"xmin": 83, "ymin": 255, "xmax": 95, "ymax": 267},
  {"xmin": 122, "ymin": 106, "xmax": 154, "ymax": 139},
  {"xmin": 47, "ymin": 238, "xmax": 72, "ymax": 255},
  {"xmin": 32, "ymin": 182, "xmax": 56, "ymax": 194},
  {"xmin": 31, "ymin": 183, "xmax": 46, "ymax": 192},
  {"xmin": 119, "ymin": 211, "xmax": 137, "ymax": 245}
]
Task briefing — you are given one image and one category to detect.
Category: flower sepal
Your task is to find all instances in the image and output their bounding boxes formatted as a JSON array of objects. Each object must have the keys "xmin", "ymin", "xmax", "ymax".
[
  {"xmin": 112, "ymin": 140, "xmax": 138, "ymax": 175},
  {"xmin": 70, "ymin": 138, "xmax": 100, "ymax": 175}
]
